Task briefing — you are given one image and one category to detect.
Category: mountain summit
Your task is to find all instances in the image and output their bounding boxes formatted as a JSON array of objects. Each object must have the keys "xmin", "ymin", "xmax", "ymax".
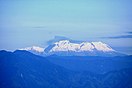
[
  {"xmin": 44, "ymin": 40, "xmax": 124, "ymax": 56},
  {"xmin": 48, "ymin": 40, "xmax": 114, "ymax": 52},
  {"xmin": 19, "ymin": 46, "xmax": 45, "ymax": 55},
  {"xmin": 18, "ymin": 40, "xmax": 125, "ymax": 57},
  {"xmin": 19, "ymin": 46, "xmax": 44, "ymax": 53}
]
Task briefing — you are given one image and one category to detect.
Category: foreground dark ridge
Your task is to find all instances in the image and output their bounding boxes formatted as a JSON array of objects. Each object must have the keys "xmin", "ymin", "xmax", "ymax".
[
  {"xmin": 46, "ymin": 55, "xmax": 132, "ymax": 74},
  {"xmin": 0, "ymin": 50, "xmax": 132, "ymax": 88}
]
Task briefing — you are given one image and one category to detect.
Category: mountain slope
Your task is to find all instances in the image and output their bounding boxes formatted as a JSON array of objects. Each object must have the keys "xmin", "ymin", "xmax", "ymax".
[
  {"xmin": 47, "ymin": 55, "xmax": 132, "ymax": 74},
  {"xmin": 0, "ymin": 50, "xmax": 132, "ymax": 88},
  {"xmin": 0, "ymin": 50, "xmax": 72, "ymax": 88}
]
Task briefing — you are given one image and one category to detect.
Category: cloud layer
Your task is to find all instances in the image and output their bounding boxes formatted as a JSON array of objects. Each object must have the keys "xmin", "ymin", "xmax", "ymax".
[
  {"xmin": 103, "ymin": 32, "xmax": 132, "ymax": 39},
  {"xmin": 106, "ymin": 35, "xmax": 132, "ymax": 39}
]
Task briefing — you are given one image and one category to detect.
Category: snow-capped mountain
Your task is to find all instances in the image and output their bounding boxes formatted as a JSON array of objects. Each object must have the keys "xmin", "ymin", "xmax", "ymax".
[
  {"xmin": 18, "ymin": 40, "xmax": 125, "ymax": 56},
  {"xmin": 45, "ymin": 40, "xmax": 124, "ymax": 56},
  {"xmin": 49, "ymin": 40, "xmax": 114, "ymax": 52},
  {"xmin": 19, "ymin": 46, "xmax": 45, "ymax": 55}
]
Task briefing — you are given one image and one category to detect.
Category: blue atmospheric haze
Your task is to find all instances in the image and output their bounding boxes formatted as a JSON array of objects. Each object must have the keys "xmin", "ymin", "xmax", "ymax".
[{"xmin": 0, "ymin": 0, "xmax": 132, "ymax": 54}]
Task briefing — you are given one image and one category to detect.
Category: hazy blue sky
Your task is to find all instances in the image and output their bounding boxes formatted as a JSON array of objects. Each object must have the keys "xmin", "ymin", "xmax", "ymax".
[{"xmin": 0, "ymin": 0, "xmax": 132, "ymax": 54}]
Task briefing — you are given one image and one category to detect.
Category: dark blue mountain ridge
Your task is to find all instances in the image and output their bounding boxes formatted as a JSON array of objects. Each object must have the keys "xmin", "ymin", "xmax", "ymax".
[
  {"xmin": 0, "ymin": 50, "xmax": 132, "ymax": 88},
  {"xmin": 47, "ymin": 55, "xmax": 132, "ymax": 74},
  {"xmin": 0, "ymin": 50, "xmax": 72, "ymax": 88}
]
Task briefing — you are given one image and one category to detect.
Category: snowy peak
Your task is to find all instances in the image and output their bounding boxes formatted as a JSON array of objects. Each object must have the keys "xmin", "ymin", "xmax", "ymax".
[
  {"xmin": 17, "ymin": 40, "xmax": 124, "ymax": 56},
  {"xmin": 91, "ymin": 42, "xmax": 114, "ymax": 52},
  {"xmin": 55, "ymin": 40, "xmax": 70, "ymax": 44},
  {"xmin": 49, "ymin": 40, "xmax": 115, "ymax": 53},
  {"xmin": 19, "ymin": 46, "xmax": 44, "ymax": 53}
]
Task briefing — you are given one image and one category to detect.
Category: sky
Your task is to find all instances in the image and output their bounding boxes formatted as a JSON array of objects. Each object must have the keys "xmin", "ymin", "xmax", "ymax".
[{"xmin": 0, "ymin": 0, "xmax": 132, "ymax": 54}]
